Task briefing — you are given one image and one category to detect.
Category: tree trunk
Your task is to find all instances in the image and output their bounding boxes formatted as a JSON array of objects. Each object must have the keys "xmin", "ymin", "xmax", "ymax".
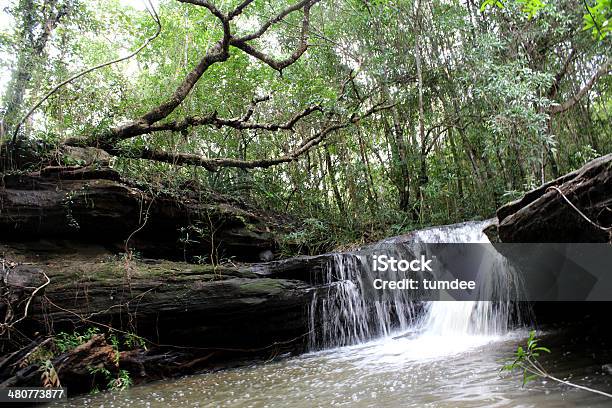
[
  {"xmin": 324, "ymin": 145, "xmax": 346, "ymax": 218},
  {"xmin": 1, "ymin": 0, "xmax": 70, "ymax": 140}
]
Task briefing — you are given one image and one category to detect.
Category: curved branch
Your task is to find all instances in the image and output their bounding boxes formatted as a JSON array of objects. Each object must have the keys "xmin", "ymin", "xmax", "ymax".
[
  {"xmin": 0, "ymin": 270, "xmax": 50, "ymax": 336},
  {"xmin": 106, "ymin": 103, "xmax": 392, "ymax": 171},
  {"xmin": 63, "ymin": 0, "xmax": 321, "ymax": 150},
  {"xmin": 178, "ymin": 0, "xmax": 226, "ymax": 21},
  {"xmin": 229, "ymin": 0, "xmax": 256, "ymax": 19},
  {"xmin": 119, "ymin": 122, "xmax": 343, "ymax": 171},
  {"xmin": 522, "ymin": 356, "xmax": 612, "ymax": 398},
  {"xmin": 148, "ymin": 104, "xmax": 321, "ymax": 134},
  {"xmin": 12, "ymin": 0, "xmax": 162, "ymax": 143},
  {"xmin": 134, "ymin": 2, "xmax": 231, "ymax": 129},
  {"xmin": 234, "ymin": 0, "xmax": 318, "ymax": 42},
  {"xmin": 64, "ymin": 101, "xmax": 323, "ymax": 147},
  {"xmin": 549, "ymin": 57, "xmax": 611, "ymax": 115},
  {"xmin": 230, "ymin": 0, "xmax": 319, "ymax": 72}
]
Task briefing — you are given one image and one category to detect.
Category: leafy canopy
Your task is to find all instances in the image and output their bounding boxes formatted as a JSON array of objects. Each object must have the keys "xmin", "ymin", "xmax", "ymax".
[{"xmin": 481, "ymin": 0, "xmax": 611, "ymax": 39}]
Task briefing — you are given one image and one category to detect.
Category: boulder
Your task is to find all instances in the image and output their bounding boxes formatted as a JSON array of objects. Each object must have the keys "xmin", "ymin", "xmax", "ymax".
[{"xmin": 497, "ymin": 154, "xmax": 612, "ymax": 243}]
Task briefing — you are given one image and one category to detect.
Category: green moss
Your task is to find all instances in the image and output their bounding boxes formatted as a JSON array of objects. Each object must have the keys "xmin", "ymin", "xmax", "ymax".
[
  {"xmin": 239, "ymin": 279, "xmax": 284, "ymax": 296},
  {"xmin": 41, "ymin": 258, "xmax": 254, "ymax": 289}
]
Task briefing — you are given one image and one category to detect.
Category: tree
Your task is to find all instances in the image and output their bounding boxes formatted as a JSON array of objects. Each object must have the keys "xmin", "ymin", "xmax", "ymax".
[
  {"xmin": 0, "ymin": 0, "xmax": 609, "ymax": 247},
  {"xmin": 0, "ymin": 0, "xmax": 77, "ymax": 139},
  {"xmin": 6, "ymin": 0, "xmax": 389, "ymax": 173}
]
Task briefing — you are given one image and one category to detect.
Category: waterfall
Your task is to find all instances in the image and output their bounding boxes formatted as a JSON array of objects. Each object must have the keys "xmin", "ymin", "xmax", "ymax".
[
  {"xmin": 413, "ymin": 221, "xmax": 521, "ymax": 337},
  {"xmin": 308, "ymin": 252, "xmax": 417, "ymax": 349},
  {"xmin": 308, "ymin": 220, "xmax": 523, "ymax": 350}
]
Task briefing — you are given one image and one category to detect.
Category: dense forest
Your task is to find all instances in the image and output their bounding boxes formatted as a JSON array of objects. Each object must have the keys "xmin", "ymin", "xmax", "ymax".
[
  {"xmin": 1, "ymin": 0, "xmax": 609, "ymax": 253},
  {"xmin": 1, "ymin": 0, "xmax": 611, "ymax": 403}
]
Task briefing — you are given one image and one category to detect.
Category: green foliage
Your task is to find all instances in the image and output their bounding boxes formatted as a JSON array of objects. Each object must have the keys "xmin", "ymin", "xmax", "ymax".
[
  {"xmin": 53, "ymin": 327, "xmax": 144, "ymax": 392},
  {"xmin": 501, "ymin": 330, "xmax": 551, "ymax": 386},
  {"xmin": 583, "ymin": 0, "xmax": 612, "ymax": 39},
  {"xmin": 88, "ymin": 366, "xmax": 132, "ymax": 391},
  {"xmin": 482, "ymin": 0, "xmax": 548, "ymax": 18},
  {"xmin": 124, "ymin": 332, "xmax": 148, "ymax": 350},
  {"xmin": 55, "ymin": 327, "xmax": 100, "ymax": 353},
  {"xmin": 480, "ymin": 0, "xmax": 505, "ymax": 11},
  {"xmin": 517, "ymin": 0, "xmax": 547, "ymax": 19},
  {"xmin": 75, "ymin": 329, "xmax": 145, "ymax": 392},
  {"xmin": 2, "ymin": 0, "xmax": 610, "ymax": 251},
  {"xmin": 281, "ymin": 218, "xmax": 337, "ymax": 255},
  {"xmin": 481, "ymin": 0, "xmax": 611, "ymax": 39}
]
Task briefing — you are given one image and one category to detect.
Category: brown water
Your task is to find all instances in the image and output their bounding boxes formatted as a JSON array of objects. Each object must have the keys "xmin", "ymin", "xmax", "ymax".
[{"xmin": 55, "ymin": 328, "xmax": 612, "ymax": 407}]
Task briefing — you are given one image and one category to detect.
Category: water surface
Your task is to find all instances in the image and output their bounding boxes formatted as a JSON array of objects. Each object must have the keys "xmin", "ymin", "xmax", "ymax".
[{"xmin": 59, "ymin": 328, "xmax": 612, "ymax": 407}]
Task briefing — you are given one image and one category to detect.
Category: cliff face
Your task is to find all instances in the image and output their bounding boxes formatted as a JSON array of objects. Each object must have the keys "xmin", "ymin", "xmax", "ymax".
[
  {"xmin": 0, "ymin": 166, "xmax": 281, "ymax": 261},
  {"xmin": 0, "ymin": 165, "xmax": 318, "ymax": 391},
  {"xmin": 1, "ymin": 241, "xmax": 314, "ymax": 346},
  {"xmin": 497, "ymin": 154, "xmax": 612, "ymax": 243},
  {"xmin": 0, "ymin": 240, "xmax": 318, "ymax": 392}
]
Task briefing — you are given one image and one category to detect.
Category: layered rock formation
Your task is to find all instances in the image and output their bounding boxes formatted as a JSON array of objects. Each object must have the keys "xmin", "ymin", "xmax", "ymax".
[
  {"xmin": 1, "ymin": 165, "xmax": 280, "ymax": 261},
  {"xmin": 497, "ymin": 154, "xmax": 611, "ymax": 243}
]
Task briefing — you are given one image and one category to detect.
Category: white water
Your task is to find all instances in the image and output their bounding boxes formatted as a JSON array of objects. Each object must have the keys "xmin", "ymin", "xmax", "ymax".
[
  {"xmin": 415, "ymin": 222, "xmax": 524, "ymax": 345},
  {"xmin": 309, "ymin": 220, "xmax": 522, "ymax": 353}
]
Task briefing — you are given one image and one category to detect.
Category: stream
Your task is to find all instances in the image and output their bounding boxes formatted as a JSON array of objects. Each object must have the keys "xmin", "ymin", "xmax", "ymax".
[
  {"xmin": 52, "ymin": 221, "xmax": 612, "ymax": 407},
  {"xmin": 56, "ymin": 324, "xmax": 612, "ymax": 407}
]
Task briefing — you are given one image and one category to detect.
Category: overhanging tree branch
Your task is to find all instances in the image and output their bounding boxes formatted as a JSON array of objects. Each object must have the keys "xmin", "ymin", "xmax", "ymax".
[
  {"xmin": 64, "ymin": 100, "xmax": 323, "ymax": 147},
  {"xmin": 233, "ymin": 0, "xmax": 318, "ymax": 42},
  {"xmin": 106, "ymin": 103, "xmax": 392, "ymax": 172},
  {"xmin": 147, "ymin": 104, "xmax": 322, "ymax": 134},
  {"xmin": 178, "ymin": 0, "xmax": 226, "ymax": 21},
  {"xmin": 66, "ymin": 0, "xmax": 320, "ymax": 150},
  {"xmin": 549, "ymin": 57, "xmax": 611, "ymax": 115},
  {"xmin": 12, "ymin": 0, "xmax": 162, "ymax": 143},
  {"xmin": 28, "ymin": 0, "xmax": 390, "ymax": 174},
  {"xmin": 228, "ymin": 0, "xmax": 257, "ymax": 19},
  {"xmin": 230, "ymin": 1, "xmax": 317, "ymax": 72}
]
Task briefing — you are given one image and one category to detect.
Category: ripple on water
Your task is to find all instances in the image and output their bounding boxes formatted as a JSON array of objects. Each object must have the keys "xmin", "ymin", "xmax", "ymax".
[{"xmin": 54, "ymin": 330, "xmax": 612, "ymax": 408}]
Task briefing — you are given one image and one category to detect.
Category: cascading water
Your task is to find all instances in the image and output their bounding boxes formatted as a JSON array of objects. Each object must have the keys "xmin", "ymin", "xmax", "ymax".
[
  {"xmin": 63, "ymin": 222, "xmax": 612, "ymax": 408},
  {"xmin": 308, "ymin": 220, "xmax": 523, "ymax": 350},
  {"xmin": 413, "ymin": 221, "xmax": 522, "ymax": 338},
  {"xmin": 308, "ymin": 252, "xmax": 417, "ymax": 348}
]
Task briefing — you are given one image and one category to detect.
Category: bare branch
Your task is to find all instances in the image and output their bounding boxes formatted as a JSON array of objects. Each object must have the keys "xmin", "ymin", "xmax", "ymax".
[
  {"xmin": 238, "ymin": 95, "xmax": 272, "ymax": 123},
  {"xmin": 177, "ymin": 0, "xmax": 226, "ymax": 21},
  {"xmin": 230, "ymin": 0, "xmax": 319, "ymax": 72},
  {"xmin": 234, "ymin": 0, "xmax": 318, "ymax": 42},
  {"xmin": 105, "ymin": 103, "xmax": 392, "ymax": 172},
  {"xmin": 119, "ymin": 123, "xmax": 342, "ymax": 171},
  {"xmin": 146, "ymin": 104, "xmax": 321, "ymax": 134},
  {"xmin": 550, "ymin": 57, "xmax": 611, "ymax": 115},
  {"xmin": 0, "ymin": 270, "xmax": 50, "ymax": 336},
  {"xmin": 64, "ymin": 102, "xmax": 322, "ymax": 147},
  {"xmin": 229, "ymin": 0, "xmax": 256, "ymax": 19}
]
